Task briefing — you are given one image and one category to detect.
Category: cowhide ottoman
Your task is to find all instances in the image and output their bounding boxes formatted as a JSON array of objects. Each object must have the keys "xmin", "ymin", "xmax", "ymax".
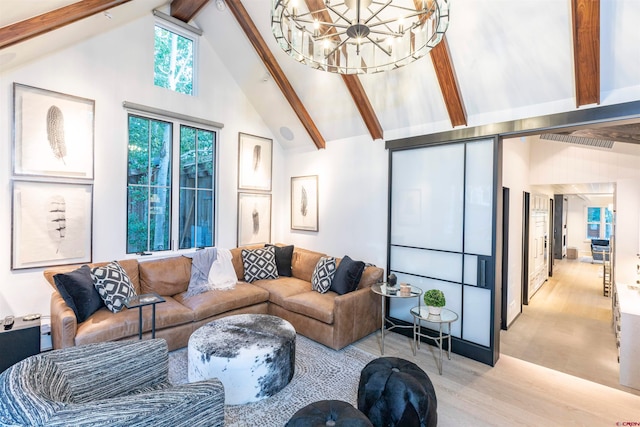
[
  {"xmin": 286, "ymin": 400, "xmax": 373, "ymax": 427},
  {"xmin": 188, "ymin": 313, "xmax": 296, "ymax": 405},
  {"xmin": 357, "ymin": 357, "xmax": 437, "ymax": 427}
]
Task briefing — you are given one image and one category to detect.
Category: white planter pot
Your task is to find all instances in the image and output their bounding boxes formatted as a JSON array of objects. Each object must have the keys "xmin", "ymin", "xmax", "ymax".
[{"xmin": 427, "ymin": 306, "xmax": 442, "ymax": 315}]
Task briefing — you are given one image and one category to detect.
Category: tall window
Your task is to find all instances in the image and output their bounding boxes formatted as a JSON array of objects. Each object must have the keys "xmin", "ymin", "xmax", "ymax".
[
  {"xmin": 586, "ymin": 206, "xmax": 613, "ymax": 240},
  {"xmin": 127, "ymin": 114, "xmax": 216, "ymax": 253},
  {"xmin": 154, "ymin": 22, "xmax": 196, "ymax": 95}
]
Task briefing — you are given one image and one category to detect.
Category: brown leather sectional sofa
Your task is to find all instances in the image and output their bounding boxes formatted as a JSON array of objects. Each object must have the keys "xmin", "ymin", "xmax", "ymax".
[{"xmin": 43, "ymin": 246, "xmax": 383, "ymax": 351}]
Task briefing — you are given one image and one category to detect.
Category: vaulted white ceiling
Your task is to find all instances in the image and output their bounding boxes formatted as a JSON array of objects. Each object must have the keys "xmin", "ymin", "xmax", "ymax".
[{"xmin": 1, "ymin": 0, "xmax": 640, "ymax": 150}]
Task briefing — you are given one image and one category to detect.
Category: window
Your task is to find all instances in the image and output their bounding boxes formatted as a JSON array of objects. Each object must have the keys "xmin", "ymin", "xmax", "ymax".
[
  {"xmin": 127, "ymin": 114, "xmax": 216, "ymax": 253},
  {"xmin": 154, "ymin": 22, "xmax": 196, "ymax": 95},
  {"xmin": 586, "ymin": 206, "xmax": 613, "ymax": 240}
]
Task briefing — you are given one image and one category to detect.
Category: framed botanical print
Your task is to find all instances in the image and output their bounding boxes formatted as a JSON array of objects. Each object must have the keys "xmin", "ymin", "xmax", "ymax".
[
  {"xmin": 12, "ymin": 180, "xmax": 93, "ymax": 270},
  {"xmin": 237, "ymin": 192, "xmax": 272, "ymax": 246},
  {"xmin": 291, "ymin": 175, "xmax": 318, "ymax": 231},
  {"xmin": 13, "ymin": 83, "xmax": 95, "ymax": 179},
  {"xmin": 238, "ymin": 133, "xmax": 272, "ymax": 191}
]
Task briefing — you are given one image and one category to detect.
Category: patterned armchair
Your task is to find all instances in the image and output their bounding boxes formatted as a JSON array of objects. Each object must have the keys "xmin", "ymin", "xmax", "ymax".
[{"xmin": 0, "ymin": 339, "xmax": 224, "ymax": 427}]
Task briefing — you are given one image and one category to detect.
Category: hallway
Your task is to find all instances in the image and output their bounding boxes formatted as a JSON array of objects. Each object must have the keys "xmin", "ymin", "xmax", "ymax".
[{"xmin": 500, "ymin": 258, "xmax": 640, "ymax": 396}]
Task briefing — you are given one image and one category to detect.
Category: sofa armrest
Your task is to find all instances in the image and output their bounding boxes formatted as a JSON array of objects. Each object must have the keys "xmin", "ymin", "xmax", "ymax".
[
  {"xmin": 44, "ymin": 380, "xmax": 225, "ymax": 427},
  {"xmin": 332, "ymin": 286, "xmax": 382, "ymax": 349},
  {"xmin": 50, "ymin": 291, "xmax": 77, "ymax": 349}
]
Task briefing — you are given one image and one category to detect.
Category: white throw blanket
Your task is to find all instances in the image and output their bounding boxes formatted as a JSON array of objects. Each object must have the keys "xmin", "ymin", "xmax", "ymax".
[{"xmin": 207, "ymin": 248, "xmax": 236, "ymax": 290}]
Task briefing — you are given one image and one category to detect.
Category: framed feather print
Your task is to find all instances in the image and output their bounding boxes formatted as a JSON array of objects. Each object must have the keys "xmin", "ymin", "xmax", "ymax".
[
  {"xmin": 237, "ymin": 192, "xmax": 272, "ymax": 246},
  {"xmin": 13, "ymin": 83, "xmax": 95, "ymax": 179},
  {"xmin": 238, "ymin": 133, "xmax": 272, "ymax": 191},
  {"xmin": 291, "ymin": 175, "xmax": 318, "ymax": 231},
  {"xmin": 11, "ymin": 180, "xmax": 93, "ymax": 270}
]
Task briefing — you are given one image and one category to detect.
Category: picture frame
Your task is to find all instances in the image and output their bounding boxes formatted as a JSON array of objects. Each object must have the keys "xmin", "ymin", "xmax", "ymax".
[
  {"xmin": 11, "ymin": 180, "xmax": 93, "ymax": 270},
  {"xmin": 237, "ymin": 192, "xmax": 272, "ymax": 246},
  {"xmin": 13, "ymin": 83, "xmax": 95, "ymax": 179},
  {"xmin": 291, "ymin": 175, "xmax": 318, "ymax": 231},
  {"xmin": 238, "ymin": 133, "xmax": 272, "ymax": 191}
]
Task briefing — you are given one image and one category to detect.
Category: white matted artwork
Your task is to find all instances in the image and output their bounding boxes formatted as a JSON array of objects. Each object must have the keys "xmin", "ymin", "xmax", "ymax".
[
  {"xmin": 12, "ymin": 180, "xmax": 93, "ymax": 270},
  {"xmin": 13, "ymin": 83, "xmax": 94, "ymax": 179},
  {"xmin": 237, "ymin": 192, "xmax": 272, "ymax": 246},
  {"xmin": 237, "ymin": 133, "xmax": 272, "ymax": 191},
  {"xmin": 291, "ymin": 175, "xmax": 318, "ymax": 231}
]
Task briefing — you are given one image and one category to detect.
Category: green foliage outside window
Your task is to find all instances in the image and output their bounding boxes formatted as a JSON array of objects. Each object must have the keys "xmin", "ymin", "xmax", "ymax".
[{"xmin": 154, "ymin": 25, "xmax": 194, "ymax": 95}]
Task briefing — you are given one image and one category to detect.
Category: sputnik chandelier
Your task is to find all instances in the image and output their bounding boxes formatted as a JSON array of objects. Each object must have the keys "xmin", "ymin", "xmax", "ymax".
[{"xmin": 271, "ymin": 0, "xmax": 450, "ymax": 74}]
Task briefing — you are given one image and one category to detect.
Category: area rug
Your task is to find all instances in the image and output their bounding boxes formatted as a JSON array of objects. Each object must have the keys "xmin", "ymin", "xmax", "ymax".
[{"xmin": 168, "ymin": 335, "xmax": 376, "ymax": 426}]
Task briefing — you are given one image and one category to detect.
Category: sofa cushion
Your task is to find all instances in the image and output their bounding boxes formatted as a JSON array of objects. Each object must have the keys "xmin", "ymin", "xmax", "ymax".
[
  {"xmin": 291, "ymin": 249, "xmax": 326, "ymax": 282},
  {"xmin": 230, "ymin": 244, "xmax": 264, "ymax": 281},
  {"xmin": 91, "ymin": 261, "xmax": 137, "ymax": 313},
  {"xmin": 174, "ymin": 283, "xmax": 269, "ymax": 322},
  {"xmin": 139, "ymin": 256, "xmax": 192, "ymax": 296},
  {"xmin": 266, "ymin": 244, "xmax": 294, "ymax": 277},
  {"xmin": 74, "ymin": 296, "xmax": 194, "ymax": 346},
  {"xmin": 312, "ymin": 257, "xmax": 337, "ymax": 293},
  {"xmin": 357, "ymin": 266, "xmax": 384, "ymax": 290},
  {"xmin": 242, "ymin": 246, "xmax": 278, "ymax": 282},
  {"xmin": 282, "ymin": 291, "xmax": 336, "ymax": 324},
  {"xmin": 252, "ymin": 277, "xmax": 312, "ymax": 307},
  {"xmin": 331, "ymin": 256, "xmax": 366, "ymax": 295},
  {"xmin": 53, "ymin": 265, "xmax": 104, "ymax": 323}
]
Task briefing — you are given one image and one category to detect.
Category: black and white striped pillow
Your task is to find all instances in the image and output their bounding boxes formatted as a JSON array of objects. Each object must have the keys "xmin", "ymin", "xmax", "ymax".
[{"xmin": 312, "ymin": 257, "xmax": 337, "ymax": 293}]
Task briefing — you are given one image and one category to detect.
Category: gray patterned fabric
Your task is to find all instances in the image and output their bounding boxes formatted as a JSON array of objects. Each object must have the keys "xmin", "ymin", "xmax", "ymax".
[
  {"xmin": 91, "ymin": 261, "xmax": 137, "ymax": 313},
  {"xmin": 0, "ymin": 339, "xmax": 224, "ymax": 427},
  {"xmin": 312, "ymin": 257, "xmax": 337, "ymax": 293},
  {"xmin": 242, "ymin": 246, "xmax": 278, "ymax": 282}
]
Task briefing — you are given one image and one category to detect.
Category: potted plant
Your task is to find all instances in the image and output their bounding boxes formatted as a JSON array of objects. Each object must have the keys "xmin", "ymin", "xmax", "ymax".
[{"xmin": 424, "ymin": 289, "xmax": 445, "ymax": 315}]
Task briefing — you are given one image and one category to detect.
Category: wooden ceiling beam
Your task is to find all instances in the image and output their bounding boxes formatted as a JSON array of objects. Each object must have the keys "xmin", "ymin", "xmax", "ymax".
[
  {"xmin": 0, "ymin": 0, "xmax": 132, "ymax": 49},
  {"xmin": 430, "ymin": 37, "xmax": 467, "ymax": 127},
  {"xmin": 171, "ymin": 0, "xmax": 210, "ymax": 23},
  {"xmin": 571, "ymin": 0, "xmax": 600, "ymax": 107},
  {"xmin": 342, "ymin": 75, "xmax": 384, "ymax": 140},
  {"xmin": 305, "ymin": 0, "xmax": 384, "ymax": 141},
  {"xmin": 225, "ymin": 0, "xmax": 326, "ymax": 149}
]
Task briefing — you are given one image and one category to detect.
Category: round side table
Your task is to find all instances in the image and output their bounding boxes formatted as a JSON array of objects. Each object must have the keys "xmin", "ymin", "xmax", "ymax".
[
  {"xmin": 410, "ymin": 306, "xmax": 458, "ymax": 374},
  {"xmin": 371, "ymin": 283, "xmax": 422, "ymax": 355}
]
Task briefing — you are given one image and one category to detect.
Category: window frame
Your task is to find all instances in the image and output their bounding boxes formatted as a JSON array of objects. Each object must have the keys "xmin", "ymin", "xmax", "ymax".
[
  {"xmin": 585, "ymin": 206, "xmax": 613, "ymax": 240},
  {"xmin": 153, "ymin": 15, "xmax": 199, "ymax": 96},
  {"xmin": 126, "ymin": 110, "xmax": 219, "ymax": 255}
]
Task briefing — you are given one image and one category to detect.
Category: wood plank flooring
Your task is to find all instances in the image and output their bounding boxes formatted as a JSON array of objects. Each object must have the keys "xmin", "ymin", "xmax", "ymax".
[{"xmin": 352, "ymin": 258, "xmax": 640, "ymax": 426}]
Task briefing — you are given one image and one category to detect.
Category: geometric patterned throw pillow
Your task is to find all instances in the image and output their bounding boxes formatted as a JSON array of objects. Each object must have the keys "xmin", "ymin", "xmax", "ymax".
[
  {"xmin": 242, "ymin": 246, "xmax": 278, "ymax": 283},
  {"xmin": 91, "ymin": 261, "xmax": 137, "ymax": 313},
  {"xmin": 312, "ymin": 256, "xmax": 337, "ymax": 294}
]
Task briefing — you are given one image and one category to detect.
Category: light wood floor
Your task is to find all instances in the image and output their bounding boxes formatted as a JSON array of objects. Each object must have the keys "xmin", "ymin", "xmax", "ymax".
[
  {"xmin": 500, "ymin": 258, "xmax": 639, "ymax": 395},
  {"xmin": 352, "ymin": 259, "xmax": 640, "ymax": 426}
]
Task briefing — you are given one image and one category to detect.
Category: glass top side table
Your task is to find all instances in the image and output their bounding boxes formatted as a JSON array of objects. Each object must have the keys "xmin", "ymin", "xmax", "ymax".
[
  {"xmin": 410, "ymin": 306, "xmax": 458, "ymax": 374},
  {"xmin": 371, "ymin": 283, "xmax": 423, "ymax": 355},
  {"xmin": 124, "ymin": 292, "xmax": 166, "ymax": 340}
]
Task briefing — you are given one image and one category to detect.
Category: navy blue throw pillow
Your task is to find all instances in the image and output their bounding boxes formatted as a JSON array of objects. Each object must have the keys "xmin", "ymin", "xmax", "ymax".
[
  {"xmin": 54, "ymin": 265, "xmax": 104, "ymax": 323},
  {"xmin": 266, "ymin": 244, "xmax": 294, "ymax": 277},
  {"xmin": 330, "ymin": 255, "xmax": 366, "ymax": 295}
]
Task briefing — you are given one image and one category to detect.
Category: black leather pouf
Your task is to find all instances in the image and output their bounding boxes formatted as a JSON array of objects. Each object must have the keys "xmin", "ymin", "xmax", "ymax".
[
  {"xmin": 286, "ymin": 400, "xmax": 373, "ymax": 427},
  {"xmin": 357, "ymin": 357, "xmax": 437, "ymax": 427}
]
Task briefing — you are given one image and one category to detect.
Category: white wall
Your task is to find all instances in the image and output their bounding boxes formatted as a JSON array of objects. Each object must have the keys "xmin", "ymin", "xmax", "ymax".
[
  {"xmin": 566, "ymin": 195, "xmax": 590, "ymax": 256},
  {"xmin": 0, "ymin": 15, "xmax": 280, "ymax": 318},
  {"xmin": 615, "ymin": 179, "xmax": 640, "ymax": 285},
  {"xmin": 277, "ymin": 136, "xmax": 389, "ymax": 269},
  {"xmin": 502, "ymin": 137, "xmax": 531, "ymax": 326}
]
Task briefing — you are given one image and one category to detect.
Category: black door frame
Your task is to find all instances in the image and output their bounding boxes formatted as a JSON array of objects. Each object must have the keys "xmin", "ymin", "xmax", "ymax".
[
  {"xmin": 522, "ymin": 192, "xmax": 530, "ymax": 306},
  {"xmin": 501, "ymin": 187, "xmax": 510, "ymax": 330}
]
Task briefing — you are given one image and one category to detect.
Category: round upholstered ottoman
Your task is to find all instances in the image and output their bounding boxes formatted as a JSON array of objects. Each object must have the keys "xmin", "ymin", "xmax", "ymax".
[
  {"xmin": 357, "ymin": 357, "xmax": 437, "ymax": 427},
  {"xmin": 188, "ymin": 314, "xmax": 296, "ymax": 405},
  {"xmin": 286, "ymin": 400, "xmax": 373, "ymax": 427}
]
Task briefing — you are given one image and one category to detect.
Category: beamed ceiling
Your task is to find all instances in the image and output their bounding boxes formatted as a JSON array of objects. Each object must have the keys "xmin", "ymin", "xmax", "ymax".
[{"xmin": 1, "ymin": 0, "xmax": 639, "ymax": 150}]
